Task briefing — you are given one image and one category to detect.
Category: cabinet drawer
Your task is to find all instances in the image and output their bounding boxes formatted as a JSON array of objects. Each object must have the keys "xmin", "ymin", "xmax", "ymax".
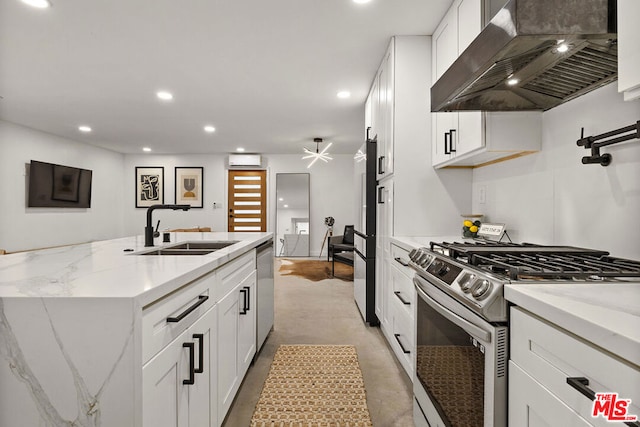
[
  {"xmin": 390, "ymin": 262, "xmax": 414, "ymax": 318},
  {"xmin": 509, "ymin": 361, "xmax": 594, "ymax": 427},
  {"xmin": 216, "ymin": 250, "xmax": 256, "ymax": 301},
  {"xmin": 390, "ymin": 296, "xmax": 414, "ymax": 378},
  {"xmin": 510, "ymin": 307, "xmax": 640, "ymax": 426},
  {"xmin": 390, "ymin": 243, "xmax": 412, "ymax": 278},
  {"xmin": 142, "ymin": 272, "xmax": 215, "ymax": 363}
]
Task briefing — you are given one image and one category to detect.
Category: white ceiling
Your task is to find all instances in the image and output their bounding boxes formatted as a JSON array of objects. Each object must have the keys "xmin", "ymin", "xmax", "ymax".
[{"xmin": 0, "ymin": 0, "xmax": 452, "ymax": 155}]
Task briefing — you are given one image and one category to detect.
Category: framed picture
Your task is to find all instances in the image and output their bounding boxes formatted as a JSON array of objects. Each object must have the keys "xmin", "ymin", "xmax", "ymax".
[
  {"xmin": 175, "ymin": 167, "xmax": 203, "ymax": 208},
  {"xmin": 52, "ymin": 164, "xmax": 81, "ymax": 202},
  {"xmin": 135, "ymin": 166, "xmax": 164, "ymax": 208}
]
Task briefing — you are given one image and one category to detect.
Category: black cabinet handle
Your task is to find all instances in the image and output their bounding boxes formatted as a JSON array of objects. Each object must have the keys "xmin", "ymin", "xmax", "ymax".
[
  {"xmin": 183, "ymin": 342, "xmax": 195, "ymax": 385},
  {"xmin": 239, "ymin": 289, "xmax": 248, "ymax": 315},
  {"xmin": 193, "ymin": 334, "xmax": 204, "ymax": 374},
  {"xmin": 566, "ymin": 377, "xmax": 595, "ymax": 400},
  {"xmin": 378, "ymin": 156, "xmax": 385, "ymax": 174},
  {"xmin": 377, "ymin": 186, "xmax": 385, "ymax": 204},
  {"xmin": 394, "ymin": 257, "xmax": 409, "ymax": 267},
  {"xmin": 444, "ymin": 131, "xmax": 451, "ymax": 155},
  {"xmin": 243, "ymin": 286, "xmax": 251, "ymax": 311},
  {"xmin": 394, "ymin": 291, "xmax": 410, "ymax": 305},
  {"xmin": 566, "ymin": 377, "xmax": 640, "ymax": 427},
  {"xmin": 394, "ymin": 334, "xmax": 411, "ymax": 354},
  {"xmin": 166, "ymin": 295, "xmax": 209, "ymax": 323},
  {"xmin": 449, "ymin": 129, "xmax": 457, "ymax": 153}
]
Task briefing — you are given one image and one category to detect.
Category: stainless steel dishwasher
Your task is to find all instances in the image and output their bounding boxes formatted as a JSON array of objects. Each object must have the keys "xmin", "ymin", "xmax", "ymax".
[{"xmin": 255, "ymin": 239, "xmax": 274, "ymax": 355}]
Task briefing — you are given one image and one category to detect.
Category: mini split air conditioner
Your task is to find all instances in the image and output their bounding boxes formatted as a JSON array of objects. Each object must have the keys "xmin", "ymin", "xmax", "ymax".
[{"xmin": 228, "ymin": 154, "xmax": 262, "ymax": 168}]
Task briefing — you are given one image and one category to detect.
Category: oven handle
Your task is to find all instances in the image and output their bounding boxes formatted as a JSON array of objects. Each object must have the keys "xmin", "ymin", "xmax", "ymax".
[{"xmin": 414, "ymin": 277, "xmax": 491, "ymax": 343}]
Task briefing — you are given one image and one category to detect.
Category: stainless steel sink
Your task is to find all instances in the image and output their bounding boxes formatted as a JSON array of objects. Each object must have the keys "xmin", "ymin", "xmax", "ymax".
[
  {"xmin": 137, "ymin": 240, "xmax": 239, "ymax": 256},
  {"xmin": 170, "ymin": 241, "xmax": 239, "ymax": 250},
  {"xmin": 139, "ymin": 248, "xmax": 217, "ymax": 256}
]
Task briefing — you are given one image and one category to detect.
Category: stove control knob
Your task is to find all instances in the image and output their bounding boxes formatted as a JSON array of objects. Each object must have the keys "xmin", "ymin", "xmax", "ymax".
[
  {"xmin": 420, "ymin": 255, "xmax": 432, "ymax": 267},
  {"xmin": 409, "ymin": 249, "xmax": 419, "ymax": 261},
  {"xmin": 459, "ymin": 273, "xmax": 476, "ymax": 292},
  {"xmin": 418, "ymin": 253, "xmax": 430, "ymax": 265},
  {"xmin": 471, "ymin": 279, "xmax": 492, "ymax": 300},
  {"xmin": 437, "ymin": 265, "xmax": 449, "ymax": 276}
]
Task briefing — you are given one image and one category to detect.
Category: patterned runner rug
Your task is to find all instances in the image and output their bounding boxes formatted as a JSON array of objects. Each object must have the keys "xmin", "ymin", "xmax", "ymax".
[{"xmin": 250, "ymin": 345, "xmax": 373, "ymax": 427}]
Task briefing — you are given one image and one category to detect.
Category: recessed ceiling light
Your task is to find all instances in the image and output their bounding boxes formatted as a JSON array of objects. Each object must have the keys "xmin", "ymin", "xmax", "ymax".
[
  {"xmin": 337, "ymin": 91, "xmax": 351, "ymax": 99},
  {"xmin": 21, "ymin": 0, "xmax": 51, "ymax": 8},
  {"xmin": 78, "ymin": 125, "xmax": 92, "ymax": 132},
  {"xmin": 353, "ymin": 0, "xmax": 371, "ymax": 4},
  {"xmin": 279, "ymin": 198, "xmax": 284, "ymax": 201},
  {"xmin": 507, "ymin": 78, "xmax": 519, "ymax": 86},
  {"xmin": 143, "ymin": 147, "xmax": 152, "ymax": 152},
  {"xmin": 236, "ymin": 147, "xmax": 245, "ymax": 152},
  {"xmin": 204, "ymin": 125, "xmax": 216, "ymax": 133},
  {"xmin": 284, "ymin": 204, "xmax": 289, "ymax": 208},
  {"xmin": 156, "ymin": 91, "xmax": 173, "ymax": 101}
]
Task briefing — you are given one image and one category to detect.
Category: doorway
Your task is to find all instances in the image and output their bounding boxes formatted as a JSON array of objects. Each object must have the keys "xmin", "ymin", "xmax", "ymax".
[{"xmin": 227, "ymin": 170, "xmax": 267, "ymax": 232}]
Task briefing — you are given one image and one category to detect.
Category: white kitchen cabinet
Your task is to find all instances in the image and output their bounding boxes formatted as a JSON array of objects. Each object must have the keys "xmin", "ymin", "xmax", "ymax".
[
  {"xmin": 143, "ymin": 306, "xmax": 217, "ymax": 427},
  {"xmin": 237, "ymin": 271, "xmax": 257, "ymax": 378},
  {"xmin": 431, "ymin": 0, "xmax": 484, "ymax": 166},
  {"xmin": 509, "ymin": 307, "xmax": 640, "ymax": 427},
  {"xmin": 375, "ymin": 40, "xmax": 394, "ymax": 180},
  {"xmin": 216, "ymin": 252, "xmax": 256, "ymax": 425},
  {"xmin": 618, "ymin": 0, "xmax": 640, "ymax": 101},
  {"xmin": 386, "ymin": 244, "xmax": 415, "ymax": 378},
  {"xmin": 509, "ymin": 362, "xmax": 594, "ymax": 427},
  {"xmin": 431, "ymin": 0, "xmax": 542, "ymax": 168},
  {"xmin": 367, "ymin": 37, "xmax": 431, "ymax": 180},
  {"xmin": 375, "ymin": 180, "xmax": 393, "ymax": 330}
]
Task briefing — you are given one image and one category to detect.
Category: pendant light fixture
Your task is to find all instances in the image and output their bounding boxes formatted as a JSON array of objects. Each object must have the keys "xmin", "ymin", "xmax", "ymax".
[{"xmin": 302, "ymin": 137, "xmax": 333, "ymax": 168}]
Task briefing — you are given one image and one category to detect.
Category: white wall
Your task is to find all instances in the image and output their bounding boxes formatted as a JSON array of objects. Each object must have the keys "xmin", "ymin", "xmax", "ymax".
[
  {"xmin": 122, "ymin": 153, "xmax": 355, "ymax": 257},
  {"xmin": 472, "ymin": 84, "xmax": 640, "ymax": 259},
  {"xmin": 122, "ymin": 154, "xmax": 229, "ymax": 236},
  {"xmin": 0, "ymin": 121, "xmax": 126, "ymax": 252},
  {"xmin": 267, "ymin": 155, "xmax": 355, "ymax": 257}
]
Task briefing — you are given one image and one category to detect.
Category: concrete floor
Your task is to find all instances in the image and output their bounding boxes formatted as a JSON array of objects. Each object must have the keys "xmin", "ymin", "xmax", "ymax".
[{"xmin": 222, "ymin": 259, "xmax": 415, "ymax": 427}]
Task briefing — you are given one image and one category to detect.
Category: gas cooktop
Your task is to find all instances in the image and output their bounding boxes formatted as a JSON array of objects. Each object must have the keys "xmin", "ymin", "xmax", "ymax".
[
  {"xmin": 409, "ymin": 241, "xmax": 640, "ymax": 322},
  {"xmin": 428, "ymin": 241, "xmax": 640, "ymax": 281}
]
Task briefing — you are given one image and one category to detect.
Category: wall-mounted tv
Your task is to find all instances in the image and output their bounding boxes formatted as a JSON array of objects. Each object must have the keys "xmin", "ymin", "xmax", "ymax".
[{"xmin": 28, "ymin": 160, "xmax": 93, "ymax": 208}]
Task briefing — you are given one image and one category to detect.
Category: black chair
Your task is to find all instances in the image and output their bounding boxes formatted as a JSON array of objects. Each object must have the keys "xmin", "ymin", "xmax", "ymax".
[{"xmin": 328, "ymin": 225, "xmax": 355, "ymax": 262}]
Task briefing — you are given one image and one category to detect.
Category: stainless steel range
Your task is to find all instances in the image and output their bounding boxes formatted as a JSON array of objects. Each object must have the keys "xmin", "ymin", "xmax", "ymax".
[{"xmin": 409, "ymin": 241, "xmax": 640, "ymax": 427}]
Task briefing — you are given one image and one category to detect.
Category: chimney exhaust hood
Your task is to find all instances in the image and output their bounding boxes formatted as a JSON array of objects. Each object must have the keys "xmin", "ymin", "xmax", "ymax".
[{"xmin": 431, "ymin": 0, "xmax": 617, "ymax": 112}]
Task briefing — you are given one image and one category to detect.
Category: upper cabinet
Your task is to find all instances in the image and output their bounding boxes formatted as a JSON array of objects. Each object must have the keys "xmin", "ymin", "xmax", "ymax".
[
  {"xmin": 618, "ymin": 0, "xmax": 640, "ymax": 101},
  {"xmin": 431, "ymin": 0, "xmax": 542, "ymax": 168},
  {"xmin": 368, "ymin": 37, "xmax": 430, "ymax": 181}
]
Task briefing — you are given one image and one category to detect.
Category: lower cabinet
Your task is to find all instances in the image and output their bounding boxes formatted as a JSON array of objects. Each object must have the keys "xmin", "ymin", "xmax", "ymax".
[
  {"xmin": 143, "ymin": 306, "xmax": 218, "ymax": 427},
  {"xmin": 380, "ymin": 242, "xmax": 415, "ymax": 379},
  {"xmin": 217, "ymin": 270, "xmax": 257, "ymax": 425},
  {"xmin": 509, "ymin": 307, "xmax": 640, "ymax": 427},
  {"xmin": 509, "ymin": 361, "xmax": 594, "ymax": 427},
  {"xmin": 143, "ymin": 249, "xmax": 259, "ymax": 427}
]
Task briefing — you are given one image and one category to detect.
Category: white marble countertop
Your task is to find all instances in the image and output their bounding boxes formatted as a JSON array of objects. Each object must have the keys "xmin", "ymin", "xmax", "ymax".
[
  {"xmin": 390, "ymin": 235, "xmax": 465, "ymax": 251},
  {"xmin": 505, "ymin": 283, "xmax": 640, "ymax": 366},
  {"xmin": 0, "ymin": 232, "xmax": 272, "ymax": 306}
]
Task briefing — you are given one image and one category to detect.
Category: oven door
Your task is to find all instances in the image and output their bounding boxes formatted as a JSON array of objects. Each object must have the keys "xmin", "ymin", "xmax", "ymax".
[{"xmin": 413, "ymin": 275, "xmax": 507, "ymax": 427}]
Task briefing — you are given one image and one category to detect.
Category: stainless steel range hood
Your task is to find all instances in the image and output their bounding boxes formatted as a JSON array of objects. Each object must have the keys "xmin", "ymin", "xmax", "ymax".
[{"xmin": 431, "ymin": 0, "xmax": 617, "ymax": 112}]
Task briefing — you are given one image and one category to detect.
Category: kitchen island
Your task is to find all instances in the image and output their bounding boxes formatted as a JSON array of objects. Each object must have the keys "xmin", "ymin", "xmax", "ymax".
[{"xmin": 0, "ymin": 232, "xmax": 273, "ymax": 427}]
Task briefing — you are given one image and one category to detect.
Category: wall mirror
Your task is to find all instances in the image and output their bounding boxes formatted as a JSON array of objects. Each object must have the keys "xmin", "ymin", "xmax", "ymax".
[{"xmin": 276, "ymin": 173, "xmax": 310, "ymax": 257}]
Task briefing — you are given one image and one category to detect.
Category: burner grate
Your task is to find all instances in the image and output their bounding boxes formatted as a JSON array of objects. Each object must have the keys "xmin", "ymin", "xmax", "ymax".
[
  {"xmin": 428, "ymin": 241, "xmax": 640, "ymax": 281},
  {"xmin": 471, "ymin": 253, "xmax": 640, "ymax": 280}
]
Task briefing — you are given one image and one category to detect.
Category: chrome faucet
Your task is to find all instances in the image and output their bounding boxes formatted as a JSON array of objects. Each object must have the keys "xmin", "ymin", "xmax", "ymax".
[{"xmin": 145, "ymin": 204, "xmax": 191, "ymax": 246}]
